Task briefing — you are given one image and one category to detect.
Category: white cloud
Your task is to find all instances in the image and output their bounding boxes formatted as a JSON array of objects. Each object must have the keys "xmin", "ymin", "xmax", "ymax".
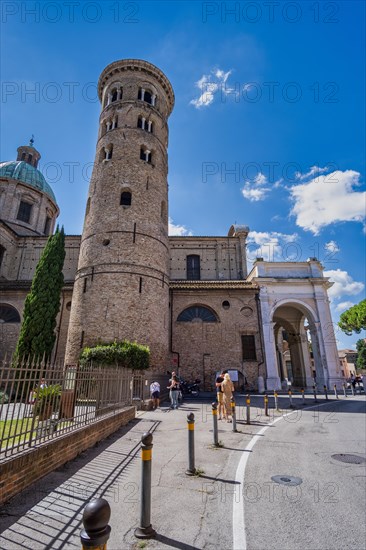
[
  {"xmin": 241, "ymin": 171, "xmax": 270, "ymax": 201},
  {"xmin": 247, "ymin": 231, "xmax": 299, "ymax": 263},
  {"xmin": 324, "ymin": 269, "xmax": 364, "ymax": 299},
  {"xmin": 325, "ymin": 240, "xmax": 340, "ymax": 253},
  {"xmin": 335, "ymin": 301, "xmax": 354, "ymax": 312},
  {"xmin": 295, "ymin": 165, "xmax": 329, "ymax": 181},
  {"xmin": 168, "ymin": 218, "xmax": 193, "ymax": 236},
  {"xmin": 290, "ymin": 170, "xmax": 366, "ymax": 234},
  {"xmin": 190, "ymin": 68, "xmax": 232, "ymax": 109}
]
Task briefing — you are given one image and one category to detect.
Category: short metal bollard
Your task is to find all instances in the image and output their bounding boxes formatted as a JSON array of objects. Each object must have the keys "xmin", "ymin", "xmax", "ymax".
[
  {"xmin": 246, "ymin": 394, "xmax": 251, "ymax": 425},
  {"xmin": 274, "ymin": 391, "xmax": 279, "ymax": 411},
  {"xmin": 212, "ymin": 402, "xmax": 219, "ymax": 446},
  {"xmin": 334, "ymin": 384, "xmax": 339, "ymax": 399},
  {"xmin": 134, "ymin": 433, "xmax": 156, "ymax": 539},
  {"xmin": 343, "ymin": 383, "xmax": 347, "ymax": 398},
  {"xmin": 288, "ymin": 389, "xmax": 293, "ymax": 408},
  {"xmin": 186, "ymin": 412, "xmax": 196, "ymax": 475},
  {"xmin": 351, "ymin": 384, "xmax": 355, "ymax": 396},
  {"xmin": 301, "ymin": 388, "xmax": 305, "ymax": 405},
  {"xmin": 323, "ymin": 385, "xmax": 328, "ymax": 400},
  {"xmin": 264, "ymin": 393, "xmax": 269, "ymax": 416},
  {"xmin": 80, "ymin": 498, "xmax": 111, "ymax": 550},
  {"xmin": 230, "ymin": 397, "xmax": 237, "ymax": 432},
  {"xmin": 313, "ymin": 385, "xmax": 318, "ymax": 403}
]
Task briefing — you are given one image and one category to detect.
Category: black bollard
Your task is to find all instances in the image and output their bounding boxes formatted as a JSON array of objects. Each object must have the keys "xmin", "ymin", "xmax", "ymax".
[
  {"xmin": 134, "ymin": 433, "xmax": 156, "ymax": 539},
  {"xmin": 313, "ymin": 385, "xmax": 318, "ymax": 403},
  {"xmin": 80, "ymin": 498, "xmax": 111, "ymax": 549},
  {"xmin": 301, "ymin": 388, "xmax": 305, "ymax": 406},
  {"xmin": 323, "ymin": 385, "xmax": 328, "ymax": 400},
  {"xmin": 334, "ymin": 384, "xmax": 339, "ymax": 399},
  {"xmin": 186, "ymin": 412, "xmax": 196, "ymax": 475},
  {"xmin": 230, "ymin": 397, "xmax": 237, "ymax": 432},
  {"xmin": 246, "ymin": 394, "xmax": 251, "ymax": 425},
  {"xmin": 264, "ymin": 393, "xmax": 269, "ymax": 416},
  {"xmin": 212, "ymin": 402, "xmax": 219, "ymax": 446}
]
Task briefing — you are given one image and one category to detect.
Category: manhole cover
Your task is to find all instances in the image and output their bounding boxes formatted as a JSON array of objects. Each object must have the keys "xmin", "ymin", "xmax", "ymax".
[
  {"xmin": 332, "ymin": 454, "xmax": 366, "ymax": 464},
  {"xmin": 271, "ymin": 475, "xmax": 303, "ymax": 486}
]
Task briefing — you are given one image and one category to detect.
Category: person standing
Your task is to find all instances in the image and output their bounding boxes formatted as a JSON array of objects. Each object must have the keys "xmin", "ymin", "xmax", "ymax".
[
  {"xmin": 150, "ymin": 381, "xmax": 160, "ymax": 409},
  {"xmin": 215, "ymin": 370, "xmax": 226, "ymax": 420},
  {"xmin": 168, "ymin": 375, "xmax": 180, "ymax": 409},
  {"xmin": 221, "ymin": 373, "xmax": 234, "ymax": 422}
]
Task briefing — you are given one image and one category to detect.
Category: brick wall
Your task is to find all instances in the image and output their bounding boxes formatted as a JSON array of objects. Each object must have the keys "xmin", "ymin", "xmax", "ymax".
[{"xmin": 0, "ymin": 406, "xmax": 135, "ymax": 505}]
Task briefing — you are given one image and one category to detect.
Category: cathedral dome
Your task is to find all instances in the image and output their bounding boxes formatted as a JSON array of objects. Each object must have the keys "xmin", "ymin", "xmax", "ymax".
[{"xmin": 0, "ymin": 160, "xmax": 56, "ymax": 203}]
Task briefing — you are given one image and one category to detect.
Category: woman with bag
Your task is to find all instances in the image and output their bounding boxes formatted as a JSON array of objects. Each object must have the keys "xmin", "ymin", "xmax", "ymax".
[{"xmin": 221, "ymin": 373, "xmax": 234, "ymax": 422}]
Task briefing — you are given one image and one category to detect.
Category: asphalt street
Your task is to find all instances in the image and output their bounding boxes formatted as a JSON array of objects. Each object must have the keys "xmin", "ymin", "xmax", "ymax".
[{"xmin": 0, "ymin": 394, "xmax": 365, "ymax": 550}]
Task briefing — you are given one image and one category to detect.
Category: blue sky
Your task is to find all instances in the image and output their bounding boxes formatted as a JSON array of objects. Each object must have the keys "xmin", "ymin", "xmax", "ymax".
[{"xmin": 1, "ymin": 0, "xmax": 365, "ymax": 350}]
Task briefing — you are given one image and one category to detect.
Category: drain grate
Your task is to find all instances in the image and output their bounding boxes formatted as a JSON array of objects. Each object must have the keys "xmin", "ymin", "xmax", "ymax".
[
  {"xmin": 332, "ymin": 454, "xmax": 366, "ymax": 464},
  {"xmin": 271, "ymin": 475, "xmax": 303, "ymax": 486}
]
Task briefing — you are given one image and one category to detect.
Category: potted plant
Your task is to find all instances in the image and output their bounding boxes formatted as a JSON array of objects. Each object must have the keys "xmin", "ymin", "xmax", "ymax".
[{"xmin": 34, "ymin": 384, "xmax": 62, "ymax": 421}]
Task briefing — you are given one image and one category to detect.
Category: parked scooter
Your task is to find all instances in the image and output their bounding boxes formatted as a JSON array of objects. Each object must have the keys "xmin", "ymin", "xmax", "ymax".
[{"xmin": 179, "ymin": 378, "xmax": 201, "ymax": 397}]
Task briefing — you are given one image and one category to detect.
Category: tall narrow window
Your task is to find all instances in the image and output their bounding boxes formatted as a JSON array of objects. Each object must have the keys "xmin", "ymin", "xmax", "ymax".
[
  {"xmin": 242, "ymin": 335, "xmax": 257, "ymax": 361},
  {"xmin": 105, "ymin": 145, "xmax": 113, "ymax": 160},
  {"xmin": 0, "ymin": 245, "xmax": 5, "ymax": 270},
  {"xmin": 28, "ymin": 154, "xmax": 33, "ymax": 164},
  {"xmin": 187, "ymin": 255, "xmax": 200, "ymax": 280},
  {"xmin": 44, "ymin": 216, "xmax": 52, "ymax": 235},
  {"xmin": 21, "ymin": 152, "xmax": 26, "ymax": 160},
  {"xmin": 120, "ymin": 191, "xmax": 132, "ymax": 206},
  {"xmin": 17, "ymin": 201, "xmax": 32, "ymax": 223},
  {"xmin": 140, "ymin": 147, "xmax": 152, "ymax": 163}
]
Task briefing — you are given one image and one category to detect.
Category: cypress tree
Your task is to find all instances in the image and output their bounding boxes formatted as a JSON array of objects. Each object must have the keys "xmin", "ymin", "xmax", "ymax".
[{"xmin": 15, "ymin": 226, "xmax": 66, "ymax": 363}]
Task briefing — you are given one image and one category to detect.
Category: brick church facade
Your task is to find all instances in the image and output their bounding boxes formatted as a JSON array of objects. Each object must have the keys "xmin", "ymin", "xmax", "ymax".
[{"xmin": 0, "ymin": 60, "xmax": 342, "ymax": 390}]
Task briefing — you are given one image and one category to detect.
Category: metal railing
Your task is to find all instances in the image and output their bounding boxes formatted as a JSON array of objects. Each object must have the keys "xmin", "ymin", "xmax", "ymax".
[{"xmin": 0, "ymin": 358, "xmax": 145, "ymax": 460}]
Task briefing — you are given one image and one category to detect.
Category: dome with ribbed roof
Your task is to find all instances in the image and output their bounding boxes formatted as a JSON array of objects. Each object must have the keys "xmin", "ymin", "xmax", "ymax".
[{"xmin": 0, "ymin": 160, "xmax": 56, "ymax": 203}]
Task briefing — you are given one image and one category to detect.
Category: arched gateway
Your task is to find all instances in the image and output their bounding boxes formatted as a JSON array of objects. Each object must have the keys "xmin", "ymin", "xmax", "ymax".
[{"xmin": 248, "ymin": 259, "xmax": 342, "ymax": 390}]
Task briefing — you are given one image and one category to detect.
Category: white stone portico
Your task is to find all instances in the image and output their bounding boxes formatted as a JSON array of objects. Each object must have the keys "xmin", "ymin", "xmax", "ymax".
[{"xmin": 247, "ymin": 259, "xmax": 342, "ymax": 390}]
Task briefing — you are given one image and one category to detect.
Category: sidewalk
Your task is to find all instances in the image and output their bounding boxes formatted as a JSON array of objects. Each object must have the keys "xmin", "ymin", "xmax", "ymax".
[{"xmin": 0, "ymin": 393, "xmax": 348, "ymax": 550}]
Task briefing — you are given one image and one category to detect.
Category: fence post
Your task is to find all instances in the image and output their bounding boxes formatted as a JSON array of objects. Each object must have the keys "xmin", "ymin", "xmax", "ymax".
[
  {"xmin": 134, "ymin": 433, "xmax": 156, "ymax": 539},
  {"xmin": 342, "ymin": 383, "xmax": 347, "ymax": 398},
  {"xmin": 80, "ymin": 498, "xmax": 111, "ymax": 550},
  {"xmin": 351, "ymin": 383, "xmax": 355, "ymax": 396},
  {"xmin": 230, "ymin": 397, "xmax": 237, "ymax": 432},
  {"xmin": 246, "ymin": 394, "xmax": 251, "ymax": 425},
  {"xmin": 323, "ymin": 385, "xmax": 328, "ymax": 400},
  {"xmin": 301, "ymin": 388, "xmax": 305, "ymax": 406},
  {"xmin": 212, "ymin": 402, "xmax": 219, "ymax": 446},
  {"xmin": 264, "ymin": 393, "xmax": 269, "ymax": 416},
  {"xmin": 186, "ymin": 412, "xmax": 196, "ymax": 475},
  {"xmin": 334, "ymin": 384, "xmax": 339, "ymax": 399}
]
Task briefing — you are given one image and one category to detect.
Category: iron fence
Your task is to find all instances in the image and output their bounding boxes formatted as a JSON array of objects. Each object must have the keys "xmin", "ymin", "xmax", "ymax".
[{"xmin": 0, "ymin": 358, "xmax": 145, "ymax": 460}]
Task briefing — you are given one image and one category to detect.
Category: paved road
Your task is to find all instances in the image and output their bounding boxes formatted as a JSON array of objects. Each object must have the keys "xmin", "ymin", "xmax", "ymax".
[{"xmin": 242, "ymin": 398, "xmax": 366, "ymax": 550}]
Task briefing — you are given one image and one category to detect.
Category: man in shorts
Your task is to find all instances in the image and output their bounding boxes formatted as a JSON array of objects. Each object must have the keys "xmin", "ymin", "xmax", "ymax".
[
  {"xmin": 215, "ymin": 370, "xmax": 226, "ymax": 420},
  {"xmin": 150, "ymin": 380, "xmax": 161, "ymax": 409}
]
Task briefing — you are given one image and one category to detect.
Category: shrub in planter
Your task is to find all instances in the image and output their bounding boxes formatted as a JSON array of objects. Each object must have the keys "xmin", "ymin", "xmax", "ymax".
[{"xmin": 34, "ymin": 384, "xmax": 62, "ymax": 420}]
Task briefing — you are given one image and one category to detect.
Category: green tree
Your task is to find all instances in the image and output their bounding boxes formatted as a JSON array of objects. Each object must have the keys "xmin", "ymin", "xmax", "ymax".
[
  {"xmin": 338, "ymin": 299, "xmax": 366, "ymax": 335},
  {"xmin": 14, "ymin": 227, "xmax": 66, "ymax": 362},
  {"xmin": 356, "ymin": 339, "xmax": 366, "ymax": 371}
]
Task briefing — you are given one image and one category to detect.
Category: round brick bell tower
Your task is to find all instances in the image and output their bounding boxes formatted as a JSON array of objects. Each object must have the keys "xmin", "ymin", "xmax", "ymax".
[{"xmin": 65, "ymin": 59, "xmax": 174, "ymax": 368}]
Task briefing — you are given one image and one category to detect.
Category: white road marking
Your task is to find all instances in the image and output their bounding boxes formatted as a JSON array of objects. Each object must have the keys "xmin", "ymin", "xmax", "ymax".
[{"xmin": 232, "ymin": 400, "xmax": 344, "ymax": 550}]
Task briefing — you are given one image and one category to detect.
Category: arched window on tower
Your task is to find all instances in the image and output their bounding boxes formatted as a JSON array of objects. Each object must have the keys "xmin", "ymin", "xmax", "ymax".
[
  {"xmin": 140, "ymin": 147, "xmax": 152, "ymax": 163},
  {"xmin": 137, "ymin": 117, "xmax": 154, "ymax": 133},
  {"xmin": 109, "ymin": 86, "xmax": 122, "ymax": 104},
  {"xmin": 120, "ymin": 191, "xmax": 132, "ymax": 207},
  {"xmin": 28, "ymin": 154, "xmax": 33, "ymax": 164},
  {"xmin": 138, "ymin": 87, "xmax": 156, "ymax": 106},
  {"xmin": 187, "ymin": 255, "xmax": 200, "ymax": 280},
  {"xmin": 21, "ymin": 152, "xmax": 26, "ymax": 160}
]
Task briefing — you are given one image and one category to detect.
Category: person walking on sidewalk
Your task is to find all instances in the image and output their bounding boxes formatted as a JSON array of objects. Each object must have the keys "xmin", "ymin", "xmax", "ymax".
[
  {"xmin": 150, "ymin": 381, "xmax": 160, "ymax": 409},
  {"xmin": 168, "ymin": 375, "xmax": 180, "ymax": 409},
  {"xmin": 221, "ymin": 372, "xmax": 234, "ymax": 422}
]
